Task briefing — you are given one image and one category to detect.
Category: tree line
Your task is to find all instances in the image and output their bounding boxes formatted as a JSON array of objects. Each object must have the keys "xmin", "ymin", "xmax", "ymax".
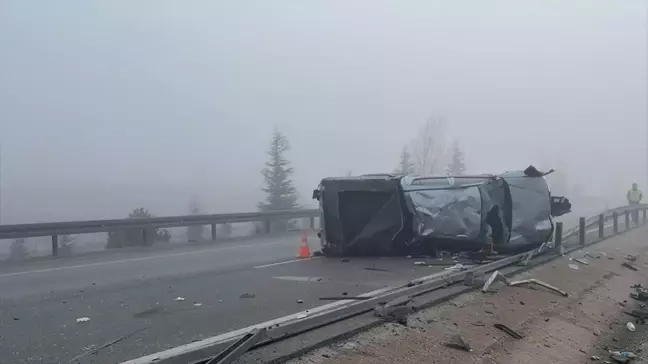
[{"xmin": 8, "ymin": 119, "xmax": 466, "ymax": 257}]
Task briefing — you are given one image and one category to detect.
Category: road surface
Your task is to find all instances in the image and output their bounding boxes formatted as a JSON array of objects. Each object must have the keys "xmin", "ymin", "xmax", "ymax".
[{"xmin": 0, "ymin": 219, "xmax": 629, "ymax": 364}]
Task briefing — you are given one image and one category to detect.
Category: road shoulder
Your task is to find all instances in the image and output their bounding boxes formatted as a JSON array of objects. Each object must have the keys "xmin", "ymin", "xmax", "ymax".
[{"xmin": 288, "ymin": 226, "xmax": 648, "ymax": 364}]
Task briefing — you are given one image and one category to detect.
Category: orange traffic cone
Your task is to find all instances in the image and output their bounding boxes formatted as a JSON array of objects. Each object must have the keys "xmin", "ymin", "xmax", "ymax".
[{"xmin": 297, "ymin": 232, "xmax": 311, "ymax": 259}]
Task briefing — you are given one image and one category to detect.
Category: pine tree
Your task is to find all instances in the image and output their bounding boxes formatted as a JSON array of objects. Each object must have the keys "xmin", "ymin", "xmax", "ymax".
[
  {"xmin": 394, "ymin": 146, "xmax": 414, "ymax": 175},
  {"xmin": 446, "ymin": 139, "xmax": 466, "ymax": 175},
  {"xmin": 258, "ymin": 130, "xmax": 300, "ymax": 212}
]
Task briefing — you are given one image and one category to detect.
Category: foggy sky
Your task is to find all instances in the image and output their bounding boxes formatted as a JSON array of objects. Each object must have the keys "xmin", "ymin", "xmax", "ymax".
[{"xmin": 0, "ymin": 0, "xmax": 646, "ymax": 223}]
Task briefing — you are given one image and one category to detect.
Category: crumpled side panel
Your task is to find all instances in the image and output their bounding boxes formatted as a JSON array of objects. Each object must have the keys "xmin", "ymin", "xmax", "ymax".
[{"xmin": 405, "ymin": 186, "xmax": 483, "ymax": 241}]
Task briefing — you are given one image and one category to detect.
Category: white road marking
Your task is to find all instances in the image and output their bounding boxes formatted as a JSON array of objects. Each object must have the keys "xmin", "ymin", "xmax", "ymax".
[
  {"xmin": 121, "ymin": 285, "xmax": 396, "ymax": 364},
  {"xmin": 254, "ymin": 258, "xmax": 313, "ymax": 269},
  {"xmin": 0, "ymin": 240, "xmax": 290, "ymax": 278},
  {"xmin": 272, "ymin": 275, "xmax": 322, "ymax": 282}
]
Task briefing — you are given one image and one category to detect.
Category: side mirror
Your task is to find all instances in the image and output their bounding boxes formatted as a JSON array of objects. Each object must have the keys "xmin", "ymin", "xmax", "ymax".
[
  {"xmin": 551, "ymin": 196, "xmax": 572, "ymax": 217},
  {"xmin": 312, "ymin": 189, "xmax": 321, "ymax": 200}
]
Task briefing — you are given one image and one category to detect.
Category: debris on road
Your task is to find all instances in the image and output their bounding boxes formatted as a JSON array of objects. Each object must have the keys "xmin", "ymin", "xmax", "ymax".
[
  {"xmin": 623, "ymin": 262, "xmax": 639, "ymax": 271},
  {"xmin": 240, "ymin": 293, "xmax": 256, "ymax": 299},
  {"xmin": 444, "ymin": 263, "xmax": 469, "ymax": 272},
  {"xmin": 364, "ymin": 267, "xmax": 390, "ymax": 272},
  {"xmin": 76, "ymin": 317, "xmax": 90, "ymax": 323},
  {"xmin": 443, "ymin": 334, "xmax": 472, "ymax": 352},
  {"xmin": 609, "ymin": 350, "xmax": 637, "ymax": 363},
  {"xmin": 174, "ymin": 297, "xmax": 186, "ymax": 301},
  {"xmin": 626, "ymin": 322, "xmax": 636, "ymax": 331},
  {"xmin": 193, "ymin": 303, "xmax": 202, "ymax": 307},
  {"xmin": 493, "ymin": 323, "xmax": 523, "ymax": 339},
  {"xmin": 569, "ymin": 263, "xmax": 580, "ymax": 270},
  {"xmin": 573, "ymin": 258, "xmax": 590, "ymax": 265},
  {"xmin": 297, "ymin": 300, "xmax": 304, "ymax": 304},
  {"xmin": 413, "ymin": 261, "xmax": 427, "ymax": 266},
  {"xmin": 204, "ymin": 328, "xmax": 267, "ymax": 364},
  {"xmin": 482, "ymin": 270, "xmax": 511, "ymax": 292},
  {"xmin": 296, "ymin": 313, "xmax": 308, "ymax": 319},
  {"xmin": 509, "ymin": 278, "xmax": 569, "ymax": 297},
  {"xmin": 626, "ymin": 255, "xmax": 638, "ymax": 262},
  {"xmin": 67, "ymin": 328, "xmax": 147, "ymax": 363}
]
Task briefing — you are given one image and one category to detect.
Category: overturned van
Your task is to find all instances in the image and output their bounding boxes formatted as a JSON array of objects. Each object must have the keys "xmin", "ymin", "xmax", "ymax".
[{"xmin": 312, "ymin": 166, "xmax": 571, "ymax": 257}]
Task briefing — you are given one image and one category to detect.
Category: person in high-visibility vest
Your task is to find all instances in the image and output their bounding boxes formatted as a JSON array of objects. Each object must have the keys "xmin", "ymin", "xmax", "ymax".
[
  {"xmin": 627, "ymin": 183, "xmax": 643, "ymax": 205},
  {"xmin": 627, "ymin": 183, "xmax": 643, "ymax": 223}
]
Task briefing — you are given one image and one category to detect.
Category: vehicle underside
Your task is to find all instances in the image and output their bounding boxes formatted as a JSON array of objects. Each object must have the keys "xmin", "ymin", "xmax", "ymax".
[{"xmin": 312, "ymin": 166, "xmax": 572, "ymax": 257}]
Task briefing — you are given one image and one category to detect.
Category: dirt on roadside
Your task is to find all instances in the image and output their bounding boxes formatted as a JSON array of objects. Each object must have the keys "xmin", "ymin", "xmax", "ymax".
[{"xmin": 287, "ymin": 226, "xmax": 648, "ymax": 364}]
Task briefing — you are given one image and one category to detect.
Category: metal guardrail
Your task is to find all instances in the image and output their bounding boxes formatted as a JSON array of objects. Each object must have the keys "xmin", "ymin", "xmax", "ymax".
[
  {"xmin": 0, "ymin": 209, "xmax": 320, "ymax": 256},
  {"xmin": 121, "ymin": 203, "xmax": 648, "ymax": 364}
]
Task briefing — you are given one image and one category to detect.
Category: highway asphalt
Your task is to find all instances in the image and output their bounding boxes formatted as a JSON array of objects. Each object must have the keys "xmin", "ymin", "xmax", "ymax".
[{"xmin": 0, "ymin": 219, "xmax": 631, "ymax": 364}]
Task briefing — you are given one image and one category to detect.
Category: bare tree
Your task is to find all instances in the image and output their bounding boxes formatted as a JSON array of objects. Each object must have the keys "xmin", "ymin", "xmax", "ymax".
[{"xmin": 410, "ymin": 115, "xmax": 448, "ymax": 175}]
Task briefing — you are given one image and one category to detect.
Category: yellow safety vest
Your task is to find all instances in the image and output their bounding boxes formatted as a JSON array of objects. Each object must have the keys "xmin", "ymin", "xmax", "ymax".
[{"xmin": 628, "ymin": 189, "xmax": 642, "ymax": 203}]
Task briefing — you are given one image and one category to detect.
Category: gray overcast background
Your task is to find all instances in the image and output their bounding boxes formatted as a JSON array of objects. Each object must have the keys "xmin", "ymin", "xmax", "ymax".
[{"xmin": 0, "ymin": 0, "xmax": 646, "ymax": 224}]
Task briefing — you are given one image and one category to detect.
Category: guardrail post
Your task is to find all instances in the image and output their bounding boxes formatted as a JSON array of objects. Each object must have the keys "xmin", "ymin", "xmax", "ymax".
[
  {"xmin": 211, "ymin": 223, "xmax": 217, "ymax": 241},
  {"xmin": 51, "ymin": 235, "xmax": 59, "ymax": 256},
  {"xmin": 613, "ymin": 212, "xmax": 618, "ymax": 233},
  {"xmin": 578, "ymin": 217, "xmax": 585, "ymax": 246},
  {"xmin": 643, "ymin": 209, "xmax": 647, "ymax": 224},
  {"xmin": 625, "ymin": 211, "xmax": 630, "ymax": 229},
  {"xmin": 554, "ymin": 222, "xmax": 563, "ymax": 253},
  {"xmin": 309, "ymin": 216, "xmax": 315, "ymax": 230},
  {"xmin": 263, "ymin": 220, "xmax": 271, "ymax": 234},
  {"xmin": 142, "ymin": 228, "xmax": 148, "ymax": 245},
  {"xmin": 598, "ymin": 214, "xmax": 604, "ymax": 238}
]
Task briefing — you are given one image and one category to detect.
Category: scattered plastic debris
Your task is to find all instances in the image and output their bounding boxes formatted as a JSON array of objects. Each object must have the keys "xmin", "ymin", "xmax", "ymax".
[
  {"xmin": 76, "ymin": 317, "xmax": 90, "ymax": 323},
  {"xmin": 626, "ymin": 322, "xmax": 636, "ymax": 331},
  {"xmin": 240, "ymin": 293, "xmax": 256, "ymax": 299},
  {"xmin": 414, "ymin": 261, "xmax": 427, "ymax": 266},
  {"xmin": 590, "ymin": 355, "xmax": 601, "ymax": 360},
  {"xmin": 443, "ymin": 334, "xmax": 472, "ymax": 352},
  {"xmin": 193, "ymin": 303, "xmax": 202, "ymax": 307},
  {"xmin": 626, "ymin": 255, "xmax": 638, "ymax": 262},
  {"xmin": 568, "ymin": 264, "xmax": 580, "ymax": 270},
  {"xmin": 296, "ymin": 313, "xmax": 308, "ymax": 319},
  {"xmin": 609, "ymin": 350, "xmax": 636, "ymax": 363},
  {"xmin": 622, "ymin": 262, "xmax": 638, "ymax": 271},
  {"xmin": 296, "ymin": 300, "xmax": 304, "ymax": 304},
  {"xmin": 174, "ymin": 297, "xmax": 186, "ymax": 301},
  {"xmin": 573, "ymin": 258, "xmax": 590, "ymax": 265}
]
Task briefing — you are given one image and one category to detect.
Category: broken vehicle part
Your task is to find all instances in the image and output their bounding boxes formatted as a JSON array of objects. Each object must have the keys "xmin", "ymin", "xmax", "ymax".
[
  {"xmin": 509, "ymin": 279, "xmax": 568, "ymax": 297},
  {"xmin": 312, "ymin": 166, "xmax": 570, "ymax": 257},
  {"xmin": 493, "ymin": 323, "xmax": 524, "ymax": 339},
  {"xmin": 443, "ymin": 334, "xmax": 472, "ymax": 352},
  {"xmin": 482, "ymin": 270, "xmax": 511, "ymax": 292},
  {"xmin": 205, "ymin": 328, "xmax": 266, "ymax": 364}
]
